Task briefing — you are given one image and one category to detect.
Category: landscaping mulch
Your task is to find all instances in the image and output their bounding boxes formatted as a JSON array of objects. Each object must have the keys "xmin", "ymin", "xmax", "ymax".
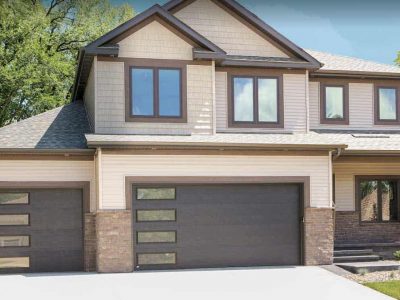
[{"xmin": 346, "ymin": 270, "xmax": 400, "ymax": 283}]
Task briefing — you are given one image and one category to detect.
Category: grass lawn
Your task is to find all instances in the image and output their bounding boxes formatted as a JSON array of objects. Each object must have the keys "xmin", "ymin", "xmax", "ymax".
[{"xmin": 364, "ymin": 281, "xmax": 400, "ymax": 299}]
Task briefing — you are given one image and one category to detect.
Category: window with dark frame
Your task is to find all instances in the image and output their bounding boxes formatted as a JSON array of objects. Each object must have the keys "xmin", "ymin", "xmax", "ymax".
[
  {"xmin": 320, "ymin": 84, "xmax": 348, "ymax": 124},
  {"xmin": 359, "ymin": 179, "xmax": 400, "ymax": 223},
  {"xmin": 375, "ymin": 87, "xmax": 399, "ymax": 124},
  {"xmin": 230, "ymin": 75, "xmax": 282, "ymax": 127},
  {"xmin": 129, "ymin": 67, "xmax": 183, "ymax": 121}
]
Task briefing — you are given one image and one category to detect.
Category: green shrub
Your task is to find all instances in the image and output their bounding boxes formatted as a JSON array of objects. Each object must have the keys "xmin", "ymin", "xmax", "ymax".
[{"xmin": 394, "ymin": 250, "xmax": 400, "ymax": 260}]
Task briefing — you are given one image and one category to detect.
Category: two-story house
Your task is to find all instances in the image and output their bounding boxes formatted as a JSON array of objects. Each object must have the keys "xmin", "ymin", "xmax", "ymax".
[{"xmin": 0, "ymin": 0, "xmax": 399, "ymax": 273}]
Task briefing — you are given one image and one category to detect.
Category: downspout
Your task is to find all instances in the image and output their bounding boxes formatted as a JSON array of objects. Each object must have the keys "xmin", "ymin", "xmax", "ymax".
[
  {"xmin": 305, "ymin": 70, "xmax": 310, "ymax": 133},
  {"xmin": 95, "ymin": 147, "xmax": 103, "ymax": 211},
  {"xmin": 332, "ymin": 147, "xmax": 343, "ymax": 160}
]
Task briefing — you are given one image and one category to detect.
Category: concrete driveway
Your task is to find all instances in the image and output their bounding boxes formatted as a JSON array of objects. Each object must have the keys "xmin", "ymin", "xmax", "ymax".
[{"xmin": 0, "ymin": 266, "xmax": 393, "ymax": 300}]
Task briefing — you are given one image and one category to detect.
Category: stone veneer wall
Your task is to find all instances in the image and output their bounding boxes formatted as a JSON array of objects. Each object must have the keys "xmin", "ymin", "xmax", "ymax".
[
  {"xmin": 96, "ymin": 210, "xmax": 133, "ymax": 273},
  {"xmin": 335, "ymin": 211, "xmax": 400, "ymax": 244},
  {"xmin": 84, "ymin": 213, "xmax": 97, "ymax": 272},
  {"xmin": 304, "ymin": 208, "xmax": 334, "ymax": 265}
]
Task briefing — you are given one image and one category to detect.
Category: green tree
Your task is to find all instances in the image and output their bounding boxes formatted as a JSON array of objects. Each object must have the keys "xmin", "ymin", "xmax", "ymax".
[{"xmin": 0, "ymin": 0, "xmax": 134, "ymax": 127}]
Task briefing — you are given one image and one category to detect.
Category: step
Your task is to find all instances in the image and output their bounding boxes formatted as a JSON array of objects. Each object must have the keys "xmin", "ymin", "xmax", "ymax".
[
  {"xmin": 333, "ymin": 255, "xmax": 381, "ymax": 263},
  {"xmin": 337, "ymin": 261, "xmax": 400, "ymax": 274},
  {"xmin": 334, "ymin": 249, "xmax": 374, "ymax": 257}
]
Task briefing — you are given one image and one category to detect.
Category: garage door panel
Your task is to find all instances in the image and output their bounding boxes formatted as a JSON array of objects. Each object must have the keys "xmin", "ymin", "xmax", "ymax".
[
  {"xmin": 133, "ymin": 183, "xmax": 302, "ymax": 270},
  {"xmin": 0, "ymin": 188, "xmax": 84, "ymax": 273}
]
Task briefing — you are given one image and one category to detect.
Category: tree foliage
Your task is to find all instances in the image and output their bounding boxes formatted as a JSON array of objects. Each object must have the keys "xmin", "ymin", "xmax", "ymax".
[{"xmin": 0, "ymin": 0, "xmax": 134, "ymax": 127}]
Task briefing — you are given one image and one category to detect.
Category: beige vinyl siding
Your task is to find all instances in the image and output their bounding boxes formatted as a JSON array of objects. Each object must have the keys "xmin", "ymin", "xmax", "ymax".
[
  {"xmin": 333, "ymin": 161, "xmax": 400, "ymax": 211},
  {"xmin": 100, "ymin": 154, "xmax": 331, "ymax": 209},
  {"xmin": 83, "ymin": 58, "xmax": 96, "ymax": 130},
  {"xmin": 0, "ymin": 160, "xmax": 96, "ymax": 211},
  {"xmin": 96, "ymin": 61, "xmax": 214, "ymax": 135},
  {"xmin": 118, "ymin": 20, "xmax": 193, "ymax": 60},
  {"xmin": 174, "ymin": 0, "xmax": 289, "ymax": 58},
  {"xmin": 310, "ymin": 81, "xmax": 400, "ymax": 130},
  {"xmin": 215, "ymin": 72, "xmax": 307, "ymax": 133}
]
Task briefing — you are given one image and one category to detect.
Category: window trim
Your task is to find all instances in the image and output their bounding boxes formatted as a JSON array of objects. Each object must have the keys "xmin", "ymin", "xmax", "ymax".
[
  {"xmin": 125, "ymin": 60, "xmax": 188, "ymax": 123},
  {"xmin": 320, "ymin": 83, "xmax": 349, "ymax": 125},
  {"xmin": 356, "ymin": 175, "xmax": 400, "ymax": 224},
  {"xmin": 374, "ymin": 85, "xmax": 400, "ymax": 125},
  {"xmin": 228, "ymin": 74, "xmax": 284, "ymax": 128}
]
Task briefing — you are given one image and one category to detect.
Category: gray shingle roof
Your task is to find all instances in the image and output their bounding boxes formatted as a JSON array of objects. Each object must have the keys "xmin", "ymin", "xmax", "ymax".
[
  {"xmin": 86, "ymin": 131, "xmax": 400, "ymax": 153},
  {"xmin": 306, "ymin": 49, "xmax": 400, "ymax": 75},
  {"xmin": 312, "ymin": 130, "xmax": 400, "ymax": 152},
  {"xmin": 0, "ymin": 101, "xmax": 91, "ymax": 150},
  {"xmin": 85, "ymin": 133, "xmax": 347, "ymax": 150}
]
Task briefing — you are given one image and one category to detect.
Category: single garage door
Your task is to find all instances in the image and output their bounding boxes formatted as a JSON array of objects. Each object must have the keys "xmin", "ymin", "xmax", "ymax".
[
  {"xmin": 0, "ymin": 189, "xmax": 84, "ymax": 273},
  {"xmin": 132, "ymin": 183, "xmax": 302, "ymax": 271}
]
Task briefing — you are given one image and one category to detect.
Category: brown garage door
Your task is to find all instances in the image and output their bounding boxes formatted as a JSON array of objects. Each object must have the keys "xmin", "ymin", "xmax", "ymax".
[
  {"xmin": 132, "ymin": 183, "xmax": 303, "ymax": 271},
  {"xmin": 0, "ymin": 189, "xmax": 84, "ymax": 273}
]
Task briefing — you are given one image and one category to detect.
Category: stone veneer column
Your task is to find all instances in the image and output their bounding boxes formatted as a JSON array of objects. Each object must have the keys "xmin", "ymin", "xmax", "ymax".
[
  {"xmin": 96, "ymin": 210, "xmax": 133, "ymax": 273},
  {"xmin": 304, "ymin": 208, "xmax": 334, "ymax": 265},
  {"xmin": 84, "ymin": 213, "xmax": 97, "ymax": 272}
]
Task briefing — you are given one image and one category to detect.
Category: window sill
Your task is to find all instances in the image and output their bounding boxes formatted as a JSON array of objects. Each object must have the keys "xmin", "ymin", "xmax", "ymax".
[{"xmin": 125, "ymin": 116, "xmax": 187, "ymax": 123}]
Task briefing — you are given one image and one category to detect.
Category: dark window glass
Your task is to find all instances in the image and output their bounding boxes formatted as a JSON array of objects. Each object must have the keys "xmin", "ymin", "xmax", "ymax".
[
  {"xmin": 360, "ymin": 179, "xmax": 400, "ymax": 222},
  {"xmin": 132, "ymin": 68, "xmax": 154, "ymax": 116},
  {"xmin": 325, "ymin": 86, "xmax": 344, "ymax": 119},
  {"xmin": 381, "ymin": 181, "xmax": 398, "ymax": 221},
  {"xmin": 234, "ymin": 77, "xmax": 254, "ymax": 122},
  {"xmin": 378, "ymin": 88, "xmax": 397, "ymax": 120},
  {"xmin": 258, "ymin": 78, "xmax": 278, "ymax": 122},
  {"xmin": 360, "ymin": 180, "xmax": 379, "ymax": 222},
  {"xmin": 159, "ymin": 69, "xmax": 181, "ymax": 117}
]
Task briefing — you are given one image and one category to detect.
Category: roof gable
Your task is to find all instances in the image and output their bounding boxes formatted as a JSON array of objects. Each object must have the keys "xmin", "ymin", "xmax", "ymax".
[
  {"xmin": 164, "ymin": 0, "xmax": 321, "ymax": 67},
  {"xmin": 85, "ymin": 4, "xmax": 225, "ymax": 55}
]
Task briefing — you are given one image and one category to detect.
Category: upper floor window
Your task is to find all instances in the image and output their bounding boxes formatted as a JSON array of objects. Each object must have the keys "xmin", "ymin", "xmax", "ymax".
[
  {"xmin": 229, "ymin": 75, "xmax": 283, "ymax": 128},
  {"xmin": 320, "ymin": 84, "xmax": 349, "ymax": 124},
  {"xmin": 375, "ymin": 86, "xmax": 399, "ymax": 124},
  {"xmin": 127, "ymin": 66, "xmax": 187, "ymax": 123}
]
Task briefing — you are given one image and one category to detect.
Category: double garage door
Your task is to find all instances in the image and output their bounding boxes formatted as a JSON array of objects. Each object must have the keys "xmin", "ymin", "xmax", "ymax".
[
  {"xmin": 133, "ymin": 183, "xmax": 303, "ymax": 270},
  {"xmin": 0, "ymin": 189, "xmax": 83, "ymax": 273}
]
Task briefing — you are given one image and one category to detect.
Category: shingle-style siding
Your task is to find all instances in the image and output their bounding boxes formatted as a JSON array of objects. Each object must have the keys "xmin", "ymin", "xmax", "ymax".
[
  {"xmin": 118, "ymin": 20, "xmax": 193, "ymax": 60},
  {"xmin": 84, "ymin": 59, "xmax": 96, "ymax": 130},
  {"xmin": 173, "ymin": 0, "xmax": 289, "ymax": 58},
  {"xmin": 99, "ymin": 154, "xmax": 331, "ymax": 209},
  {"xmin": 215, "ymin": 72, "xmax": 308, "ymax": 133},
  {"xmin": 0, "ymin": 160, "xmax": 96, "ymax": 211},
  {"xmin": 333, "ymin": 160, "xmax": 400, "ymax": 211},
  {"xmin": 95, "ymin": 61, "xmax": 214, "ymax": 135},
  {"xmin": 310, "ymin": 81, "xmax": 400, "ymax": 130}
]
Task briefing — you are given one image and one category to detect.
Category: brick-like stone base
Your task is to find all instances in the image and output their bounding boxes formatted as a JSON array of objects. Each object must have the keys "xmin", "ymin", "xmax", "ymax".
[
  {"xmin": 335, "ymin": 211, "xmax": 400, "ymax": 244},
  {"xmin": 84, "ymin": 213, "xmax": 97, "ymax": 272},
  {"xmin": 96, "ymin": 210, "xmax": 133, "ymax": 273},
  {"xmin": 304, "ymin": 208, "xmax": 334, "ymax": 265}
]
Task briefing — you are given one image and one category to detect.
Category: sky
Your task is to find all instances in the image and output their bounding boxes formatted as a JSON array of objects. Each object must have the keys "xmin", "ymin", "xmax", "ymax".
[{"xmin": 111, "ymin": 0, "xmax": 400, "ymax": 65}]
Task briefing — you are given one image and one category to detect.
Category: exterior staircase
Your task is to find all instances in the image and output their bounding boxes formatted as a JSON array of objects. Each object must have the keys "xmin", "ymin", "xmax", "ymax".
[
  {"xmin": 333, "ymin": 246, "xmax": 400, "ymax": 274},
  {"xmin": 333, "ymin": 248, "xmax": 381, "ymax": 263}
]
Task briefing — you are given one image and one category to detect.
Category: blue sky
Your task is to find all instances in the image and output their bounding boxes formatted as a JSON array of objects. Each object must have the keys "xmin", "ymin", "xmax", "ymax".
[{"xmin": 111, "ymin": 0, "xmax": 400, "ymax": 65}]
